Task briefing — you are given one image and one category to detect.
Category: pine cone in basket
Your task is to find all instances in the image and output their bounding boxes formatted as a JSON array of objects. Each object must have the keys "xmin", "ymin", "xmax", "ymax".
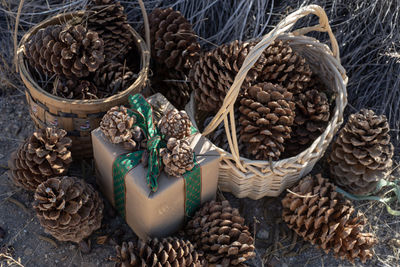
[
  {"xmin": 114, "ymin": 238, "xmax": 204, "ymax": 267},
  {"xmin": 185, "ymin": 200, "xmax": 256, "ymax": 266},
  {"xmin": 151, "ymin": 68, "xmax": 192, "ymax": 110},
  {"xmin": 24, "ymin": 24, "xmax": 105, "ymax": 78},
  {"xmin": 93, "ymin": 61, "xmax": 136, "ymax": 97},
  {"xmin": 86, "ymin": 0, "xmax": 133, "ymax": 59},
  {"xmin": 33, "ymin": 176, "xmax": 103, "ymax": 243},
  {"xmin": 53, "ymin": 78, "xmax": 99, "ymax": 100},
  {"xmin": 148, "ymin": 8, "xmax": 201, "ymax": 73},
  {"xmin": 239, "ymin": 82, "xmax": 295, "ymax": 160},
  {"xmin": 257, "ymin": 39, "xmax": 312, "ymax": 94},
  {"xmin": 160, "ymin": 138, "xmax": 194, "ymax": 177},
  {"xmin": 159, "ymin": 109, "xmax": 191, "ymax": 139},
  {"xmin": 329, "ymin": 109, "xmax": 393, "ymax": 195},
  {"xmin": 282, "ymin": 174, "xmax": 377, "ymax": 263},
  {"xmin": 191, "ymin": 40, "xmax": 267, "ymax": 112},
  {"xmin": 8, "ymin": 128, "xmax": 72, "ymax": 191},
  {"xmin": 284, "ymin": 89, "xmax": 330, "ymax": 156}
]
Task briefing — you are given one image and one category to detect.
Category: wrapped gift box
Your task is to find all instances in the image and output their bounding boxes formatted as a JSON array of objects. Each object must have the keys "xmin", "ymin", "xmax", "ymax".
[{"xmin": 92, "ymin": 93, "xmax": 220, "ymax": 240}]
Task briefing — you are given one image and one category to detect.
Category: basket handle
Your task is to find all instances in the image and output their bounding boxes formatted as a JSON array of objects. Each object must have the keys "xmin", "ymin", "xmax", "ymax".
[
  {"xmin": 202, "ymin": 5, "xmax": 340, "ymax": 171},
  {"xmin": 138, "ymin": 0, "xmax": 151, "ymax": 52}
]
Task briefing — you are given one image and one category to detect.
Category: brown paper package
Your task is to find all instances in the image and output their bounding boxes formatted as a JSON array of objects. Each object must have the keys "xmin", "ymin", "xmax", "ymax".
[{"xmin": 92, "ymin": 93, "xmax": 220, "ymax": 240}]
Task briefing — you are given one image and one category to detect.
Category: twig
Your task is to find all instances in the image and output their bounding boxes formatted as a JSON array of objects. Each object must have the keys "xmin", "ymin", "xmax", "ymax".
[
  {"xmin": 13, "ymin": 0, "xmax": 25, "ymax": 72},
  {"xmin": 6, "ymin": 197, "xmax": 29, "ymax": 214},
  {"xmin": 35, "ymin": 234, "xmax": 58, "ymax": 248},
  {"xmin": 0, "ymin": 253, "xmax": 24, "ymax": 267},
  {"xmin": 286, "ymin": 189, "xmax": 318, "ymax": 198}
]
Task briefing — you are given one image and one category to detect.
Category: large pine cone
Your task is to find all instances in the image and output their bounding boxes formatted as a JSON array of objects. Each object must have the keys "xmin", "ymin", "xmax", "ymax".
[
  {"xmin": 329, "ymin": 109, "xmax": 394, "ymax": 195},
  {"xmin": 282, "ymin": 174, "xmax": 377, "ymax": 263},
  {"xmin": 148, "ymin": 8, "xmax": 200, "ymax": 73},
  {"xmin": 93, "ymin": 61, "xmax": 136, "ymax": 97},
  {"xmin": 185, "ymin": 200, "xmax": 256, "ymax": 266},
  {"xmin": 53, "ymin": 78, "xmax": 98, "ymax": 100},
  {"xmin": 24, "ymin": 24, "xmax": 104, "ymax": 78},
  {"xmin": 33, "ymin": 176, "xmax": 104, "ymax": 243},
  {"xmin": 114, "ymin": 238, "xmax": 204, "ymax": 266},
  {"xmin": 159, "ymin": 109, "xmax": 192, "ymax": 140},
  {"xmin": 100, "ymin": 106, "xmax": 136, "ymax": 144},
  {"xmin": 8, "ymin": 128, "xmax": 72, "ymax": 191},
  {"xmin": 284, "ymin": 88, "xmax": 330, "ymax": 157},
  {"xmin": 191, "ymin": 40, "xmax": 266, "ymax": 112},
  {"xmin": 160, "ymin": 138, "xmax": 194, "ymax": 177},
  {"xmin": 239, "ymin": 82, "xmax": 295, "ymax": 160},
  {"xmin": 86, "ymin": 0, "xmax": 132, "ymax": 59},
  {"xmin": 257, "ymin": 40, "xmax": 312, "ymax": 94}
]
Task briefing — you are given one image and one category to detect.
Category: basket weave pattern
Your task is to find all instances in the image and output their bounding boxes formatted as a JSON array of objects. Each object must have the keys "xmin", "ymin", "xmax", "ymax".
[{"xmin": 186, "ymin": 5, "xmax": 348, "ymax": 199}]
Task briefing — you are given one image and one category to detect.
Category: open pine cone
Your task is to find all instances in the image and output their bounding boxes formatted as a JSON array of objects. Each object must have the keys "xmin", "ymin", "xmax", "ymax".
[
  {"xmin": 239, "ymin": 82, "xmax": 295, "ymax": 160},
  {"xmin": 86, "ymin": 0, "xmax": 133, "ymax": 59},
  {"xmin": 148, "ymin": 8, "xmax": 200, "ymax": 73},
  {"xmin": 8, "ymin": 128, "xmax": 72, "ymax": 191},
  {"xmin": 160, "ymin": 138, "xmax": 194, "ymax": 177},
  {"xmin": 329, "ymin": 109, "xmax": 394, "ymax": 195},
  {"xmin": 191, "ymin": 40, "xmax": 266, "ymax": 112},
  {"xmin": 100, "ymin": 106, "xmax": 136, "ymax": 144},
  {"xmin": 282, "ymin": 174, "xmax": 377, "ymax": 263},
  {"xmin": 33, "ymin": 176, "xmax": 104, "ymax": 243},
  {"xmin": 24, "ymin": 24, "xmax": 104, "ymax": 78},
  {"xmin": 114, "ymin": 238, "xmax": 204, "ymax": 267},
  {"xmin": 185, "ymin": 200, "xmax": 256, "ymax": 266},
  {"xmin": 158, "ymin": 109, "xmax": 191, "ymax": 140}
]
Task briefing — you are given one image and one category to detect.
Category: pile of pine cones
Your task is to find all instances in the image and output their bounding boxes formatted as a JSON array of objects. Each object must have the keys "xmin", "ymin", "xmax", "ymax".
[{"xmin": 24, "ymin": 0, "xmax": 139, "ymax": 100}]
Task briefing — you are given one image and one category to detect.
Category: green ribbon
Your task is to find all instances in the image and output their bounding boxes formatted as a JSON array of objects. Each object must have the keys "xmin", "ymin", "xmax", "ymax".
[
  {"xmin": 335, "ymin": 179, "xmax": 400, "ymax": 216},
  {"xmin": 111, "ymin": 94, "xmax": 201, "ymax": 219}
]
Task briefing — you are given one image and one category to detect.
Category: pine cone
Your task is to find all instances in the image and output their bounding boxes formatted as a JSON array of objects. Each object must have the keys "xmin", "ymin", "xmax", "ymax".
[
  {"xmin": 33, "ymin": 176, "xmax": 104, "ymax": 243},
  {"xmin": 185, "ymin": 200, "xmax": 255, "ymax": 266},
  {"xmin": 93, "ymin": 61, "xmax": 136, "ymax": 97},
  {"xmin": 24, "ymin": 24, "xmax": 104, "ymax": 78},
  {"xmin": 282, "ymin": 174, "xmax": 377, "ymax": 263},
  {"xmin": 159, "ymin": 109, "xmax": 192, "ymax": 140},
  {"xmin": 122, "ymin": 126, "xmax": 147, "ymax": 152},
  {"xmin": 257, "ymin": 40, "xmax": 312, "ymax": 94},
  {"xmin": 191, "ymin": 40, "xmax": 267, "ymax": 112},
  {"xmin": 329, "ymin": 109, "xmax": 394, "ymax": 195},
  {"xmin": 8, "ymin": 128, "xmax": 72, "ymax": 191},
  {"xmin": 114, "ymin": 238, "xmax": 204, "ymax": 267},
  {"xmin": 160, "ymin": 138, "xmax": 194, "ymax": 177},
  {"xmin": 151, "ymin": 67, "xmax": 192, "ymax": 110},
  {"xmin": 148, "ymin": 8, "xmax": 200, "ymax": 73},
  {"xmin": 53, "ymin": 78, "xmax": 98, "ymax": 100},
  {"xmin": 86, "ymin": 0, "xmax": 132, "ymax": 59},
  {"xmin": 239, "ymin": 82, "xmax": 295, "ymax": 160},
  {"xmin": 100, "ymin": 106, "xmax": 136, "ymax": 144},
  {"xmin": 284, "ymin": 89, "xmax": 330, "ymax": 156}
]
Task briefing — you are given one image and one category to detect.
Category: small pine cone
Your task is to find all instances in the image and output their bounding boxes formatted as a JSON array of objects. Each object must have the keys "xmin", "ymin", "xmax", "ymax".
[
  {"xmin": 8, "ymin": 128, "xmax": 72, "ymax": 191},
  {"xmin": 113, "ymin": 241, "xmax": 138, "ymax": 266},
  {"xmin": 284, "ymin": 89, "xmax": 330, "ymax": 156},
  {"xmin": 151, "ymin": 68, "xmax": 192, "ymax": 110},
  {"xmin": 122, "ymin": 126, "xmax": 147, "ymax": 152},
  {"xmin": 257, "ymin": 40, "xmax": 312, "ymax": 94},
  {"xmin": 33, "ymin": 176, "xmax": 104, "ymax": 243},
  {"xmin": 54, "ymin": 78, "xmax": 98, "ymax": 100},
  {"xmin": 159, "ymin": 109, "xmax": 191, "ymax": 139},
  {"xmin": 93, "ymin": 61, "xmax": 136, "ymax": 97},
  {"xmin": 185, "ymin": 200, "xmax": 256, "ymax": 266},
  {"xmin": 86, "ymin": 0, "xmax": 133, "ymax": 59},
  {"xmin": 329, "ymin": 109, "xmax": 394, "ymax": 195},
  {"xmin": 239, "ymin": 82, "xmax": 295, "ymax": 160},
  {"xmin": 100, "ymin": 106, "xmax": 136, "ymax": 144},
  {"xmin": 282, "ymin": 174, "xmax": 377, "ymax": 263},
  {"xmin": 161, "ymin": 138, "xmax": 194, "ymax": 177},
  {"xmin": 24, "ymin": 24, "xmax": 104, "ymax": 78},
  {"xmin": 148, "ymin": 8, "xmax": 201, "ymax": 73},
  {"xmin": 191, "ymin": 40, "xmax": 267, "ymax": 112}
]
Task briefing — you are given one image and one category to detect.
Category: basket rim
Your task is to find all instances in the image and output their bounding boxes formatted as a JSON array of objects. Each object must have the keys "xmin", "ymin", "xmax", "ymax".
[
  {"xmin": 17, "ymin": 11, "xmax": 150, "ymax": 106},
  {"xmin": 187, "ymin": 33, "xmax": 348, "ymax": 169}
]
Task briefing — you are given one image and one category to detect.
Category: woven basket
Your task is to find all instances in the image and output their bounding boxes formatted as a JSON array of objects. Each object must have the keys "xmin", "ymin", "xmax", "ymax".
[
  {"xmin": 186, "ymin": 5, "xmax": 348, "ymax": 199},
  {"xmin": 16, "ymin": 8, "xmax": 150, "ymax": 159}
]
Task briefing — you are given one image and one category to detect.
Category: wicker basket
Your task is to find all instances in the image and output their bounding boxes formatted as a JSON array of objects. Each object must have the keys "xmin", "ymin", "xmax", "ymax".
[
  {"xmin": 186, "ymin": 5, "xmax": 348, "ymax": 199},
  {"xmin": 16, "ymin": 10, "xmax": 150, "ymax": 158}
]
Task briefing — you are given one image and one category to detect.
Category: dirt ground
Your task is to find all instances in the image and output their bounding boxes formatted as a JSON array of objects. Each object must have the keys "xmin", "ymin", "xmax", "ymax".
[{"xmin": 0, "ymin": 93, "xmax": 399, "ymax": 267}]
